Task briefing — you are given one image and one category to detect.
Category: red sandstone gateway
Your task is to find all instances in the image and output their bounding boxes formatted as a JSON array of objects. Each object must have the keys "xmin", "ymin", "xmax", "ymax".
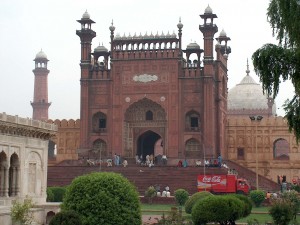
[{"xmin": 197, "ymin": 174, "xmax": 250, "ymax": 195}]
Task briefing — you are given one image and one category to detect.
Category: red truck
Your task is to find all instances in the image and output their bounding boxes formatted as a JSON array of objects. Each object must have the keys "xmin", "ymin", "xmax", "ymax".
[{"xmin": 197, "ymin": 174, "xmax": 250, "ymax": 195}]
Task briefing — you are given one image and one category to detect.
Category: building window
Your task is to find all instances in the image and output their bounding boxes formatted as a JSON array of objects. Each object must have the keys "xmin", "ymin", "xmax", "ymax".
[
  {"xmin": 185, "ymin": 111, "xmax": 200, "ymax": 131},
  {"xmin": 191, "ymin": 117, "xmax": 198, "ymax": 128},
  {"xmin": 92, "ymin": 112, "xmax": 107, "ymax": 132},
  {"xmin": 237, "ymin": 148, "xmax": 244, "ymax": 160},
  {"xmin": 273, "ymin": 138, "xmax": 289, "ymax": 160},
  {"xmin": 99, "ymin": 118, "xmax": 106, "ymax": 128},
  {"xmin": 146, "ymin": 110, "xmax": 153, "ymax": 121}
]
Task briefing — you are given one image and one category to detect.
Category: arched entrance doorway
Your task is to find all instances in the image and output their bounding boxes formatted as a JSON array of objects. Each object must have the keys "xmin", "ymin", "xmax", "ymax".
[
  {"xmin": 137, "ymin": 131, "xmax": 161, "ymax": 160},
  {"xmin": 124, "ymin": 98, "xmax": 167, "ymax": 157}
]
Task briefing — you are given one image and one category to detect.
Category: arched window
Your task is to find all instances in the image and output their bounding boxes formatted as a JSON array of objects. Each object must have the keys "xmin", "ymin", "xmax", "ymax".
[
  {"xmin": 146, "ymin": 110, "xmax": 153, "ymax": 121},
  {"xmin": 185, "ymin": 110, "xmax": 200, "ymax": 131},
  {"xmin": 273, "ymin": 138, "xmax": 289, "ymax": 160},
  {"xmin": 92, "ymin": 139, "xmax": 107, "ymax": 158},
  {"xmin": 92, "ymin": 112, "xmax": 107, "ymax": 132},
  {"xmin": 186, "ymin": 138, "xmax": 200, "ymax": 151}
]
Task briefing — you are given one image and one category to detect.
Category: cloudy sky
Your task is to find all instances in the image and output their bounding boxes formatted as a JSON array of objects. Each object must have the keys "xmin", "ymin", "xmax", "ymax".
[{"xmin": 0, "ymin": 0, "xmax": 294, "ymax": 120}]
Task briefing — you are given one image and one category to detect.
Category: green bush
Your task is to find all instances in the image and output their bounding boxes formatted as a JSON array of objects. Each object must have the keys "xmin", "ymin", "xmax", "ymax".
[
  {"xmin": 62, "ymin": 172, "xmax": 141, "ymax": 225},
  {"xmin": 281, "ymin": 190, "xmax": 300, "ymax": 220},
  {"xmin": 47, "ymin": 186, "xmax": 66, "ymax": 202},
  {"xmin": 145, "ymin": 186, "xmax": 157, "ymax": 204},
  {"xmin": 192, "ymin": 195, "xmax": 230, "ymax": 225},
  {"xmin": 249, "ymin": 190, "xmax": 265, "ymax": 207},
  {"xmin": 47, "ymin": 188, "xmax": 54, "ymax": 202},
  {"xmin": 174, "ymin": 189, "xmax": 189, "ymax": 206},
  {"xmin": 221, "ymin": 195, "xmax": 244, "ymax": 224},
  {"xmin": 10, "ymin": 198, "xmax": 34, "ymax": 225},
  {"xmin": 49, "ymin": 210, "xmax": 82, "ymax": 225},
  {"xmin": 184, "ymin": 191, "xmax": 212, "ymax": 214},
  {"xmin": 191, "ymin": 195, "xmax": 245, "ymax": 225},
  {"xmin": 269, "ymin": 198, "xmax": 294, "ymax": 225},
  {"xmin": 231, "ymin": 194, "xmax": 253, "ymax": 217}
]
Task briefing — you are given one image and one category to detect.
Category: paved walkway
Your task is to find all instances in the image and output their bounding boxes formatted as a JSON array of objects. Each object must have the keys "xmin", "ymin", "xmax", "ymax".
[{"xmin": 142, "ymin": 215, "xmax": 162, "ymax": 224}]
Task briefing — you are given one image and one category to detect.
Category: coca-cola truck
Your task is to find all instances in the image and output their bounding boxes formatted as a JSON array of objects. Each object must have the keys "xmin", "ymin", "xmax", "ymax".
[{"xmin": 197, "ymin": 174, "xmax": 250, "ymax": 195}]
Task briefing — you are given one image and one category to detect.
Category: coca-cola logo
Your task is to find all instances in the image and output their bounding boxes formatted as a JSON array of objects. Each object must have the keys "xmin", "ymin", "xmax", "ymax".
[{"xmin": 202, "ymin": 176, "xmax": 222, "ymax": 183}]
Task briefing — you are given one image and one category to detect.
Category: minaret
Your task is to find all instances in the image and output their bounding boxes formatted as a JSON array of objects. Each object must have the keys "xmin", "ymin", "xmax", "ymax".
[
  {"xmin": 31, "ymin": 50, "xmax": 51, "ymax": 121},
  {"xmin": 76, "ymin": 10, "xmax": 96, "ymax": 151},
  {"xmin": 199, "ymin": 5, "xmax": 218, "ymax": 157}
]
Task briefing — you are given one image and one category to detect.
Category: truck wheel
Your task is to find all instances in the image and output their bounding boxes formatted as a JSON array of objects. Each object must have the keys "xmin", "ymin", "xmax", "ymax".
[{"xmin": 236, "ymin": 190, "xmax": 245, "ymax": 195}]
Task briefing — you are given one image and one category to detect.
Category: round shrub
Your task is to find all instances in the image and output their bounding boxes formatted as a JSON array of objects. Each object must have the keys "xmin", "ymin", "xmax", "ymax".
[
  {"xmin": 62, "ymin": 172, "xmax": 141, "ymax": 225},
  {"xmin": 249, "ymin": 190, "xmax": 265, "ymax": 207},
  {"xmin": 174, "ymin": 189, "xmax": 189, "ymax": 206},
  {"xmin": 269, "ymin": 199, "xmax": 294, "ymax": 225},
  {"xmin": 192, "ymin": 195, "xmax": 230, "ymax": 225},
  {"xmin": 49, "ymin": 210, "xmax": 82, "ymax": 225},
  {"xmin": 185, "ymin": 191, "xmax": 213, "ymax": 214},
  {"xmin": 192, "ymin": 195, "xmax": 245, "ymax": 225},
  {"xmin": 221, "ymin": 195, "xmax": 244, "ymax": 223},
  {"xmin": 232, "ymin": 194, "xmax": 253, "ymax": 217}
]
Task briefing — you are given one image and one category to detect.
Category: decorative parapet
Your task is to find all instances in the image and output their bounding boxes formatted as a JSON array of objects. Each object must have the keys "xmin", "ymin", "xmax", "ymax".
[{"xmin": 0, "ymin": 112, "xmax": 57, "ymax": 139}]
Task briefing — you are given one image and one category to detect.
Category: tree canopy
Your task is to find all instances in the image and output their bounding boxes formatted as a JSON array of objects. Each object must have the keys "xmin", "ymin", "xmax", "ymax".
[{"xmin": 252, "ymin": 0, "xmax": 300, "ymax": 141}]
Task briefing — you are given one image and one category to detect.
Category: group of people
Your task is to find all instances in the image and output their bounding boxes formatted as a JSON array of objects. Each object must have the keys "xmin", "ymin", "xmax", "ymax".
[
  {"xmin": 135, "ymin": 154, "xmax": 168, "ymax": 167},
  {"xmin": 154, "ymin": 184, "xmax": 171, "ymax": 197}
]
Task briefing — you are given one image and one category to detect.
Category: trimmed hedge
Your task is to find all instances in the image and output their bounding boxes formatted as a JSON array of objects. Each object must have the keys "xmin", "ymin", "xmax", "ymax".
[
  {"xmin": 185, "ymin": 191, "xmax": 212, "ymax": 214},
  {"xmin": 47, "ymin": 186, "xmax": 66, "ymax": 202}
]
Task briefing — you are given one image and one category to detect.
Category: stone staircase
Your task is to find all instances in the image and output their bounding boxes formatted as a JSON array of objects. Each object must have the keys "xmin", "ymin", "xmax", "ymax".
[
  {"xmin": 47, "ymin": 159, "xmax": 280, "ymax": 195},
  {"xmin": 47, "ymin": 160, "xmax": 227, "ymax": 195},
  {"xmin": 226, "ymin": 160, "xmax": 280, "ymax": 192}
]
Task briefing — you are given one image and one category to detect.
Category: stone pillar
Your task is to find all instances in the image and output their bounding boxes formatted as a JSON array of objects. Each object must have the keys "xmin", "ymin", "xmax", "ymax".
[
  {"xmin": 12, "ymin": 166, "xmax": 16, "ymax": 196},
  {"xmin": 4, "ymin": 166, "xmax": 9, "ymax": 197},
  {"xmin": 15, "ymin": 166, "xmax": 20, "ymax": 196},
  {"xmin": 0, "ymin": 166, "xmax": 4, "ymax": 196}
]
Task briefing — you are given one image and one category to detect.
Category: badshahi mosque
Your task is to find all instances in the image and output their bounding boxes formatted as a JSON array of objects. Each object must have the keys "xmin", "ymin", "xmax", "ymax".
[{"xmin": 0, "ymin": 5, "xmax": 299, "ymax": 224}]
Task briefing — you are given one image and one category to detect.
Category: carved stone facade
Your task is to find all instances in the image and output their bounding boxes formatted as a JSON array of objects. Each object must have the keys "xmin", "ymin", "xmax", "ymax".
[
  {"xmin": 75, "ymin": 8, "xmax": 229, "ymax": 161},
  {"xmin": 227, "ymin": 116, "xmax": 300, "ymax": 183},
  {"xmin": 0, "ymin": 112, "xmax": 56, "ymax": 206}
]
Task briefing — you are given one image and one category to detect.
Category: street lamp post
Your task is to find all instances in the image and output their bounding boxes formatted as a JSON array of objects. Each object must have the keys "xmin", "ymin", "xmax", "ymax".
[{"xmin": 249, "ymin": 115, "xmax": 263, "ymax": 190}]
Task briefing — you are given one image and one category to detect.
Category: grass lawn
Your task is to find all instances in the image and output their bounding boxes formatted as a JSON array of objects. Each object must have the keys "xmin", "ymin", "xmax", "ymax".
[{"xmin": 141, "ymin": 204, "xmax": 300, "ymax": 224}]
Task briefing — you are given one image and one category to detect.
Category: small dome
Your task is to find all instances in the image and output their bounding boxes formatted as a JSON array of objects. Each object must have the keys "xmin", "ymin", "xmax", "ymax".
[
  {"xmin": 109, "ymin": 22, "xmax": 115, "ymax": 32},
  {"xmin": 177, "ymin": 17, "xmax": 183, "ymax": 29},
  {"xmin": 35, "ymin": 50, "xmax": 47, "ymax": 60},
  {"xmin": 205, "ymin": 5, "xmax": 213, "ymax": 14},
  {"xmin": 172, "ymin": 31, "xmax": 177, "ymax": 38},
  {"xmin": 219, "ymin": 29, "xmax": 227, "ymax": 37},
  {"xmin": 94, "ymin": 44, "xmax": 108, "ymax": 53},
  {"xmin": 187, "ymin": 42, "xmax": 200, "ymax": 50},
  {"xmin": 82, "ymin": 10, "xmax": 90, "ymax": 20}
]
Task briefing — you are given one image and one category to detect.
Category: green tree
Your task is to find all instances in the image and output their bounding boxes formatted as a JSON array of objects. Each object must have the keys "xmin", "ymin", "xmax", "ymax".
[
  {"xmin": 145, "ymin": 186, "xmax": 157, "ymax": 204},
  {"xmin": 49, "ymin": 210, "xmax": 82, "ymax": 225},
  {"xmin": 252, "ymin": 0, "xmax": 300, "ymax": 141},
  {"xmin": 62, "ymin": 172, "xmax": 141, "ymax": 225},
  {"xmin": 184, "ymin": 191, "xmax": 212, "ymax": 214},
  {"xmin": 249, "ymin": 190, "xmax": 266, "ymax": 207},
  {"xmin": 174, "ymin": 189, "xmax": 189, "ymax": 207},
  {"xmin": 46, "ymin": 187, "xmax": 54, "ymax": 202}
]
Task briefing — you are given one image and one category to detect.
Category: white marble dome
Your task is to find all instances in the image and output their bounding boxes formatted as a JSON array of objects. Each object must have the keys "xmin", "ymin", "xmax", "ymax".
[
  {"xmin": 35, "ymin": 50, "xmax": 47, "ymax": 60},
  {"xmin": 228, "ymin": 74, "xmax": 276, "ymax": 114}
]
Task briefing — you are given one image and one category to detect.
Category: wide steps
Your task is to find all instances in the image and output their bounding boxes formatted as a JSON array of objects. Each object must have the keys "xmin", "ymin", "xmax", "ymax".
[{"xmin": 48, "ymin": 163, "xmax": 227, "ymax": 195}]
